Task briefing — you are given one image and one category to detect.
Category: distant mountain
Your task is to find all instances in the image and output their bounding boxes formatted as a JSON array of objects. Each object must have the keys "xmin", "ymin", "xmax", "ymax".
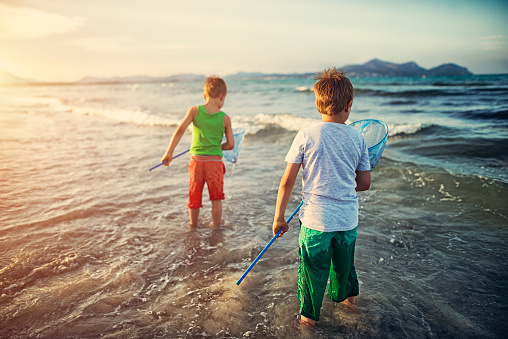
[
  {"xmin": 343, "ymin": 58, "xmax": 473, "ymax": 77},
  {"xmin": 79, "ymin": 71, "xmax": 316, "ymax": 84},
  {"xmin": 0, "ymin": 59, "xmax": 474, "ymax": 87},
  {"xmin": 426, "ymin": 63, "xmax": 472, "ymax": 76},
  {"xmin": 0, "ymin": 70, "xmax": 29, "ymax": 85},
  {"xmin": 161, "ymin": 73, "xmax": 206, "ymax": 82},
  {"xmin": 225, "ymin": 60, "xmax": 473, "ymax": 80},
  {"xmin": 225, "ymin": 71, "xmax": 315, "ymax": 80},
  {"xmin": 225, "ymin": 72, "xmax": 267, "ymax": 80}
]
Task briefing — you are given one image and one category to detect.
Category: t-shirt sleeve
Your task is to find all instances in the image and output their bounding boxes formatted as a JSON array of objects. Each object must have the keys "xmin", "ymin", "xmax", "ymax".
[
  {"xmin": 357, "ymin": 136, "xmax": 371, "ymax": 171},
  {"xmin": 284, "ymin": 130, "xmax": 305, "ymax": 164}
]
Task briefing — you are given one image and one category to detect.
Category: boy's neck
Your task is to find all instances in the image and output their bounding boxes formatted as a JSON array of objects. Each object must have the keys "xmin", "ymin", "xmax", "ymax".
[
  {"xmin": 321, "ymin": 111, "xmax": 348, "ymax": 124},
  {"xmin": 204, "ymin": 101, "xmax": 221, "ymax": 114},
  {"xmin": 204, "ymin": 94, "xmax": 226, "ymax": 113},
  {"xmin": 320, "ymin": 100, "xmax": 352, "ymax": 124}
]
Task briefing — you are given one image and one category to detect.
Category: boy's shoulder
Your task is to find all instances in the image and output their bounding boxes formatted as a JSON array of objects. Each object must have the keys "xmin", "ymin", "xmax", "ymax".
[
  {"xmin": 189, "ymin": 106, "xmax": 199, "ymax": 119},
  {"xmin": 299, "ymin": 122, "xmax": 364, "ymax": 144},
  {"xmin": 196, "ymin": 105, "xmax": 227, "ymax": 116},
  {"xmin": 299, "ymin": 122, "xmax": 325, "ymax": 133},
  {"xmin": 300, "ymin": 122, "xmax": 356, "ymax": 134}
]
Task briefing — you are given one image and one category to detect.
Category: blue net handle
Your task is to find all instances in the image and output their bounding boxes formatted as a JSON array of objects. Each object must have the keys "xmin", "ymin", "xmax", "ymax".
[{"xmin": 349, "ymin": 119, "xmax": 389, "ymax": 170}]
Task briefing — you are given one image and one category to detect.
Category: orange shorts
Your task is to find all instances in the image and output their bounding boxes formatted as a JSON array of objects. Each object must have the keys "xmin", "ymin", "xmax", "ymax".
[{"xmin": 188, "ymin": 156, "xmax": 226, "ymax": 209}]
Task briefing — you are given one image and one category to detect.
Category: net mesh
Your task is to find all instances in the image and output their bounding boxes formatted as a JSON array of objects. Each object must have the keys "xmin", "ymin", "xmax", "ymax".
[
  {"xmin": 223, "ymin": 128, "xmax": 246, "ymax": 164},
  {"xmin": 349, "ymin": 119, "xmax": 389, "ymax": 170}
]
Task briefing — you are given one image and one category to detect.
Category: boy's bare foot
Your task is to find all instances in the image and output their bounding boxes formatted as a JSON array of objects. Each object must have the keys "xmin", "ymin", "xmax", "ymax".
[
  {"xmin": 300, "ymin": 315, "xmax": 315, "ymax": 327},
  {"xmin": 346, "ymin": 296, "xmax": 357, "ymax": 305}
]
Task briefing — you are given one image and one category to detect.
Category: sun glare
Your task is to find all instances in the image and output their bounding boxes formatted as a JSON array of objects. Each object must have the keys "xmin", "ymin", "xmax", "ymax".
[{"xmin": 0, "ymin": 3, "xmax": 84, "ymax": 40}]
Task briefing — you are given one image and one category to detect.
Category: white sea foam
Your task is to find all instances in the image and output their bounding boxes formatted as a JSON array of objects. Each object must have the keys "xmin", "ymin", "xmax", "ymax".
[
  {"xmin": 15, "ymin": 96, "xmax": 181, "ymax": 127},
  {"xmin": 17, "ymin": 95, "xmax": 426, "ymax": 138},
  {"xmin": 13, "ymin": 96, "xmax": 63, "ymax": 108},
  {"xmin": 295, "ymin": 86, "xmax": 313, "ymax": 92},
  {"xmin": 69, "ymin": 105, "xmax": 181, "ymax": 126},
  {"xmin": 388, "ymin": 122, "xmax": 427, "ymax": 136},
  {"xmin": 234, "ymin": 115, "xmax": 426, "ymax": 139},
  {"xmin": 232, "ymin": 113, "xmax": 321, "ymax": 135}
]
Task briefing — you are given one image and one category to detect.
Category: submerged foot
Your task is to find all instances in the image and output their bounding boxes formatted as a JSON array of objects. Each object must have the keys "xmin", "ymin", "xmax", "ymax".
[
  {"xmin": 300, "ymin": 315, "xmax": 316, "ymax": 327},
  {"xmin": 345, "ymin": 296, "xmax": 357, "ymax": 305}
]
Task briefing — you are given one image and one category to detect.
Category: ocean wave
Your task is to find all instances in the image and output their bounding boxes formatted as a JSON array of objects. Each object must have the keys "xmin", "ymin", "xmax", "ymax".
[
  {"xmin": 13, "ymin": 96, "xmax": 63, "ymax": 109},
  {"xmin": 430, "ymin": 81, "xmax": 491, "ymax": 87},
  {"xmin": 15, "ymin": 96, "xmax": 182, "ymax": 127},
  {"xmin": 475, "ymin": 87, "xmax": 508, "ymax": 94},
  {"xmin": 233, "ymin": 115, "xmax": 427, "ymax": 138},
  {"xmin": 387, "ymin": 123, "xmax": 429, "ymax": 136},
  {"xmin": 18, "ymin": 95, "xmax": 432, "ymax": 139},
  {"xmin": 19, "ymin": 95, "xmax": 324, "ymax": 134},
  {"xmin": 382, "ymin": 100, "xmax": 419, "ymax": 106},
  {"xmin": 355, "ymin": 88, "xmax": 468, "ymax": 98},
  {"xmin": 370, "ymin": 87, "xmax": 508, "ymax": 99},
  {"xmin": 69, "ymin": 105, "xmax": 181, "ymax": 126},
  {"xmin": 451, "ymin": 108, "xmax": 508, "ymax": 122},
  {"xmin": 295, "ymin": 86, "xmax": 313, "ymax": 92},
  {"xmin": 232, "ymin": 113, "xmax": 321, "ymax": 135},
  {"xmin": 394, "ymin": 135, "xmax": 508, "ymax": 163}
]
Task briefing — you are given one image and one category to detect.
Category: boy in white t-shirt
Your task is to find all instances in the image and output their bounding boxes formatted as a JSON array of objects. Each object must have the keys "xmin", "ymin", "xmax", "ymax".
[{"xmin": 272, "ymin": 68, "xmax": 371, "ymax": 327}]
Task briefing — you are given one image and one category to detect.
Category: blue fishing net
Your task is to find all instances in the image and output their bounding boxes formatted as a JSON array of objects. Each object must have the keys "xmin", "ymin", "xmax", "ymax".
[
  {"xmin": 349, "ymin": 119, "xmax": 389, "ymax": 171},
  {"xmin": 223, "ymin": 128, "xmax": 246, "ymax": 164}
]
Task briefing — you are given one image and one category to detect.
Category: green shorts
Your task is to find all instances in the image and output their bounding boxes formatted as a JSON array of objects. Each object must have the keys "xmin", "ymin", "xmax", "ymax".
[{"xmin": 298, "ymin": 223, "xmax": 359, "ymax": 321}]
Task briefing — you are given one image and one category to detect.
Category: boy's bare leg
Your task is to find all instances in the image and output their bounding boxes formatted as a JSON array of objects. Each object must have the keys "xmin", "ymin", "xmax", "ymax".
[
  {"xmin": 300, "ymin": 315, "xmax": 315, "ymax": 327},
  {"xmin": 211, "ymin": 200, "xmax": 222, "ymax": 226},
  {"xmin": 189, "ymin": 208, "xmax": 199, "ymax": 227}
]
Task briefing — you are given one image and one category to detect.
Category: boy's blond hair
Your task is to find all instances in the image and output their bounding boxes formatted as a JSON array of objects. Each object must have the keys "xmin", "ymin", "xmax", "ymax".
[
  {"xmin": 204, "ymin": 76, "xmax": 227, "ymax": 99},
  {"xmin": 314, "ymin": 68, "xmax": 354, "ymax": 116}
]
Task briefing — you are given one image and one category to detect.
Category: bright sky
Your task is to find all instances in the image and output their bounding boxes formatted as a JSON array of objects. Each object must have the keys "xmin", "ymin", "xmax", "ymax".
[{"xmin": 0, "ymin": 0, "xmax": 507, "ymax": 82}]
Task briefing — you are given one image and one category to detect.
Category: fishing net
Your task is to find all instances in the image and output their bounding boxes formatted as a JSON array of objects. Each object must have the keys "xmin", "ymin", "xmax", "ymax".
[
  {"xmin": 349, "ymin": 119, "xmax": 389, "ymax": 170},
  {"xmin": 223, "ymin": 128, "xmax": 246, "ymax": 164}
]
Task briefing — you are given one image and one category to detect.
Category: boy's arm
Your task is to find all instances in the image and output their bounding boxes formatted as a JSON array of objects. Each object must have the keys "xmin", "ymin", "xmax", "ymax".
[
  {"xmin": 355, "ymin": 170, "xmax": 371, "ymax": 191},
  {"xmin": 161, "ymin": 106, "xmax": 197, "ymax": 166},
  {"xmin": 222, "ymin": 115, "xmax": 234, "ymax": 151},
  {"xmin": 273, "ymin": 162, "xmax": 301, "ymax": 237}
]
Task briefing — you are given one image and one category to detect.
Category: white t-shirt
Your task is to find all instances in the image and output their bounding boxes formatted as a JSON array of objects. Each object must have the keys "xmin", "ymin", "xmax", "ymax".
[{"xmin": 285, "ymin": 122, "xmax": 370, "ymax": 232}]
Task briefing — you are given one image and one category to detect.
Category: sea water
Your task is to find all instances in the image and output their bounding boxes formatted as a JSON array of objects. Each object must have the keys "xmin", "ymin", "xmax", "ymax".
[{"xmin": 0, "ymin": 75, "xmax": 507, "ymax": 338}]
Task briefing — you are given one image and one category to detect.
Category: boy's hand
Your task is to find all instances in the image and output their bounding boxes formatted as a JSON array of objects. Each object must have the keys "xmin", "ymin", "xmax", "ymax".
[
  {"xmin": 161, "ymin": 153, "xmax": 172, "ymax": 166},
  {"xmin": 273, "ymin": 220, "xmax": 289, "ymax": 237}
]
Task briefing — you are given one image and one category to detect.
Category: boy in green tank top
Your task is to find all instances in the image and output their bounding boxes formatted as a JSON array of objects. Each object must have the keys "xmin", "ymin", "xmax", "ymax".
[{"xmin": 160, "ymin": 76, "xmax": 234, "ymax": 227}]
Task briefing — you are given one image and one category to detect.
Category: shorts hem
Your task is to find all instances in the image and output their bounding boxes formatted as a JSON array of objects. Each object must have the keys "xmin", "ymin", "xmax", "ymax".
[{"xmin": 327, "ymin": 291, "xmax": 359, "ymax": 304}]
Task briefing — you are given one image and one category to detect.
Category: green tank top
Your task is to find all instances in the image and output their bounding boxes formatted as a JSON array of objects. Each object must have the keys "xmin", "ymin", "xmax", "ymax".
[{"xmin": 190, "ymin": 105, "xmax": 225, "ymax": 156}]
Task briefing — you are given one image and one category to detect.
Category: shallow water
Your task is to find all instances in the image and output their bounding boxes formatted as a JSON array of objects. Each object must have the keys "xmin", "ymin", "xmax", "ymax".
[{"xmin": 1, "ymin": 76, "xmax": 507, "ymax": 338}]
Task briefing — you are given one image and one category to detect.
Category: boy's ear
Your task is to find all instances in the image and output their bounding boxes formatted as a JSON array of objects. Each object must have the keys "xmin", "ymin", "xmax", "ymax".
[
  {"xmin": 221, "ymin": 92, "xmax": 227, "ymax": 101},
  {"xmin": 346, "ymin": 100, "xmax": 353, "ymax": 112}
]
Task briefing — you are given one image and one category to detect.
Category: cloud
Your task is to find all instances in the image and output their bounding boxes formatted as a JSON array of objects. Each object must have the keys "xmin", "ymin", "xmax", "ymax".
[
  {"xmin": 65, "ymin": 36, "xmax": 137, "ymax": 53},
  {"xmin": 65, "ymin": 36, "xmax": 195, "ymax": 53},
  {"xmin": 0, "ymin": 4, "xmax": 84, "ymax": 39},
  {"xmin": 480, "ymin": 35, "xmax": 508, "ymax": 51}
]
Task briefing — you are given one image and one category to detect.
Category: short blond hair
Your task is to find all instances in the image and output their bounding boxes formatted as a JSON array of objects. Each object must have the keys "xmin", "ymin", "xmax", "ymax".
[
  {"xmin": 204, "ymin": 76, "xmax": 227, "ymax": 99},
  {"xmin": 314, "ymin": 68, "xmax": 354, "ymax": 116}
]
